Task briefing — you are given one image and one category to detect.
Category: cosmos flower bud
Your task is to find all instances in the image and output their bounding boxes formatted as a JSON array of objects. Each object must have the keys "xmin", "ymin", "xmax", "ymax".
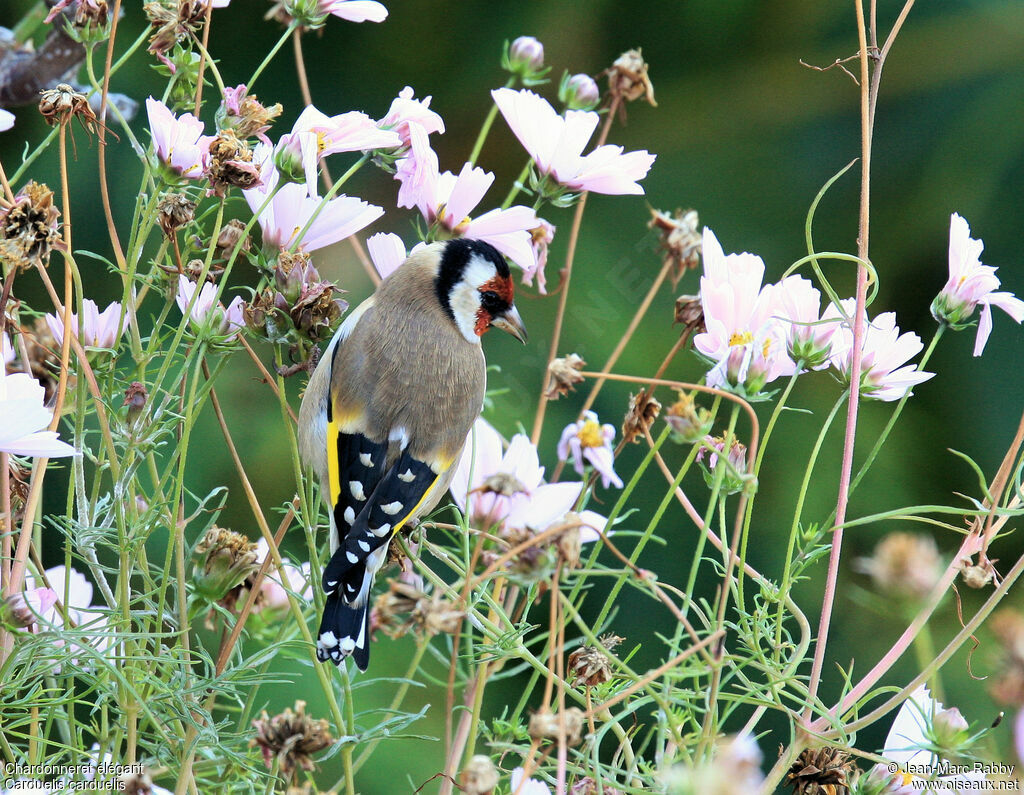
[
  {"xmin": 696, "ymin": 435, "xmax": 749, "ymax": 495},
  {"xmin": 192, "ymin": 527, "xmax": 260, "ymax": 600},
  {"xmin": 528, "ymin": 708, "xmax": 585, "ymax": 746},
  {"xmin": 2, "ymin": 588, "xmax": 58, "ymax": 630},
  {"xmin": 559, "ymin": 72, "xmax": 601, "ymax": 111},
  {"xmin": 461, "ymin": 755, "xmax": 499, "ymax": 795},
  {"xmin": 509, "ymin": 36, "xmax": 544, "ymax": 72},
  {"xmin": 664, "ymin": 391, "xmax": 713, "ymax": 444},
  {"xmin": 932, "ymin": 707, "xmax": 970, "ymax": 752},
  {"xmin": 122, "ymin": 381, "xmax": 148, "ymax": 425},
  {"xmin": 216, "ymin": 218, "xmax": 251, "ymax": 261}
]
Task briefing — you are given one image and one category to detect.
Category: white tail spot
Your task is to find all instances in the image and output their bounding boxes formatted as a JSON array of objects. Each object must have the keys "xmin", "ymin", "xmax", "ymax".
[
  {"xmin": 359, "ymin": 452, "xmax": 373, "ymax": 467},
  {"xmin": 346, "ymin": 550, "xmax": 359, "ymax": 564},
  {"xmin": 370, "ymin": 523, "xmax": 391, "ymax": 538},
  {"xmin": 349, "ymin": 481, "xmax": 366, "ymax": 501},
  {"xmin": 357, "ymin": 539, "xmax": 370, "ymax": 552},
  {"xmin": 320, "ymin": 631, "xmax": 338, "ymax": 649},
  {"xmin": 340, "ymin": 636, "xmax": 356, "ymax": 654},
  {"xmin": 343, "ymin": 506, "xmax": 355, "ymax": 525},
  {"xmin": 381, "ymin": 501, "xmax": 403, "ymax": 515},
  {"xmin": 398, "ymin": 469, "xmax": 415, "ymax": 482}
]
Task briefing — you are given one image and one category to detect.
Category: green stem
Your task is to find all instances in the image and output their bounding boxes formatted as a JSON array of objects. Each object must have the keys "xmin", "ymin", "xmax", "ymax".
[
  {"xmin": 467, "ymin": 76, "xmax": 515, "ymax": 166},
  {"xmin": 247, "ymin": 21, "xmax": 299, "ymax": 91},
  {"xmin": 286, "ymin": 153, "xmax": 370, "ymax": 254}
]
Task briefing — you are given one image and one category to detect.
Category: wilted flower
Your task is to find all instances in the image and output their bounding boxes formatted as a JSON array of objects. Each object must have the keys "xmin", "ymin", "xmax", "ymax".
[
  {"xmin": 245, "ymin": 146, "xmax": 384, "ymax": 253},
  {"xmin": 882, "ymin": 685, "xmax": 985, "ymax": 788},
  {"xmin": 0, "ymin": 368, "xmax": 75, "ymax": 457},
  {"xmin": 571, "ymin": 779, "xmax": 623, "ymax": 795},
  {"xmin": 853, "ymin": 532, "xmax": 944, "ymax": 602},
  {"xmin": 524, "ymin": 218, "xmax": 555, "ymax": 292},
  {"xmin": 559, "ymin": 72, "xmax": 601, "ymax": 111},
  {"xmin": 289, "ymin": 277, "xmax": 348, "ymax": 341},
  {"xmin": 664, "ymin": 390, "xmax": 713, "ymax": 444},
  {"xmin": 557, "ymin": 411, "xmax": 623, "ymax": 489},
  {"xmin": 492, "ymin": 88, "xmax": 656, "ymax": 195},
  {"xmin": 567, "ymin": 633, "xmax": 622, "ymax": 687},
  {"xmin": 176, "ymin": 277, "xmax": 245, "ymax": 340},
  {"xmin": 829, "ymin": 299, "xmax": 934, "ymax": 402},
  {"xmin": 192, "ymin": 526, "xmax": 260, "ymax": 600},
  {"xmin": 930, "ymin": 213, "xmax": 1024, "ymax": 356},
  {"xmin": 528, "ymin": 708, "xmax": 585, "ymax": 746},
  {"xmin": 622, "ymin": 388, "xmax": 661, "ymax": 444},
  {"xmin": 662, "ymin": 735, "xmax": 764, "ymax": 795},
  {"xmin": 251, "ymin": 700, "xmax": 333, "ymax": 779},
  {"xmin": 146, "ymin": 97, "xmax": 213, "ymax": 179},
  {"xmin": 45, "ymin": 299, "xmax": 128, "ymax": 352},
  {"xmin": 694, "ymin": 228, "xmax": 794, "ymax": 394},
  {"xmin": 696, "ymin": 434, "xmax": 748, "ymax": 495},
  {"xmin": 144, "ymin": 1, "xmax": 206, "ymax": 67},
  {"xmin": 217, "ymin": 84, "xmax": 282, "ymax": 145},
  {"xmin": 461, "ymin": 755, "xmax": 499, "ymax": 795},
  {"xmin": 545, "ymin": 353, "xmax": 586, "ymax": 400},
  {"xmin": 0, "ymin": 180, "xmax": 65, "ymax": 272},
  {"xmin": 206, "ymin": 129, "xmax": 261, "ymax": 195},
  {"xmin": 38, "ymin": 83, "xmax": 98, "ymax": 133},
  {"xmin": 2, "ymin": 587, "xmax": 58, "ymax": 630},
  {"xmin": 785, "ymin": 747, "xmax": 857, "ymax": 795},
  {"xmin": 123, "ymin": 381, "xmax": 148, "ymax": 425},
  {"xmin": 650, "ymin": 208, "xmax": 701, "ymax": 286},
  {"xmin": 377, "ymin": 86, "xmax": 445, "ymax": 147},
  {"xmin": 510, "ymin": 768, "xmax": 552, "ymax": 795},
  {"xmin": 157, "ymin": 192, "xmax": 196, "ymax": 238},
  {"xmin": 674, "ymin": 294, "xmax": 705, "ymax": 334},
  {"xmin": 604, "ymin": 48, "xmax": 657, "ymax": 107},
  {"xmin": 957, "ymin": 553, "xmax": 997, "ymax": 590},
  {"xmin": 395, "ymin": 154, "xmax": 538, "ymax": 274}
]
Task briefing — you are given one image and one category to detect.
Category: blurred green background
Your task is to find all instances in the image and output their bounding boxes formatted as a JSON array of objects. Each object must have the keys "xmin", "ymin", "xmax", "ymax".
[{"xmin": 4, "ymin": 0, "xmax": 1024, "ymax": 790}]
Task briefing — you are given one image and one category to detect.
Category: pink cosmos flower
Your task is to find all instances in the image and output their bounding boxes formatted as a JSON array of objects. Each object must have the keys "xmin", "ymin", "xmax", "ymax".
[
  {"xmin": 175, "ymin": 277, "xmax": 245, "ymax": 340},
  {"xmin": 24, "ymin": 565, "xmax": 107, "ymax": 649},
  {"xmin": 693, "ymin": 228, "xmax": 794, "ymax": 392},
  {"xmin": 319, "ymin": 0, "xmax": 388, "ymax": 22},
  {"xmin": 931, "ymin": 213, "xmax": 1024, "ymax": 356},
  {"xmin": 557, "ymin": 411, "xmax": 623, "ymax": 489},
  {"xmin": 0, "ymin": 109, "xmax": 13, "ymax": 132},
  {"xmin": 0, "ymin": 368, "xmax": 75, "ymax": 457},
  {"xmin": 395, "ymin": 151, "xmax": 537, "ymax": 273},
  {"xmin": 510, "ymin": 768, "xmax": 552, "ymax": 795},
  {"xmin": 145, "ymin": 98, "xmax": 213, "ymax": 179},
  {"xmin": 45, "ymin": 298, "xmax": 128, "ymax": 351},
  {"xmin": 366, "ymin": 232, "xmax": 407, "ymax": 280},
  {"xmin": 830, "ymin": 299, "xmax": 934, "ymax": 401},
  {"xmin": 377, "ymin": 86, "xmax": 445, "ymax": 146},
  {"xmin": 3, "ymin": 587, "xmax": 58, "ymax": 630},
  {"xmin": 774, "ymin": 275, "xmax": 840, "ymax": 370},
  {"xmin": 252, "ymin": 539, "xmax": 313, "ymax": 614},
  {"xmin": 452, "ymin": 419, "xmax": 607, "ymax": 541},
  {"xmin": 491, "ymin": 88, "xmax": 655, "ymax": 195},
  {"xmin": 2, "ymin": 332, "xmax": 13, "ymax": 364},
  {"xmin": 245, "ymin": 146, "xmax": 384, "ymax": 252},
  {"xmin": 293, "ymin": 105, "xmax": 402, "ymax": 158}
]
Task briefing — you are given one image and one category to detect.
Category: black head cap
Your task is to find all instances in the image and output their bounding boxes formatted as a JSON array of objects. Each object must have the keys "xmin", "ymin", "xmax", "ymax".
[{"xmin": 434, "ymin": 238, "xmax": 511, "ymax": 320}]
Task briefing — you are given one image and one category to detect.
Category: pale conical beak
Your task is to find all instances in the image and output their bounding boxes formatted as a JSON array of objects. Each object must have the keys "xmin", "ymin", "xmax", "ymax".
[{"xmin": 491, "ymin": 305, "xmax": 528, "ymax": 344}]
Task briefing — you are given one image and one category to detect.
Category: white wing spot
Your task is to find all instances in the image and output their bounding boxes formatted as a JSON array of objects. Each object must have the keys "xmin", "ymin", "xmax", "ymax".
[
  {"xmin": 346, "ymin": 550, "xmax": 359, "ymax": 564},
  {"xmin": 343, "ymin": 506, "xmax": 356, "ymax": 525},
  {"xmin": 320, "ymin": 631, "xmax": 338, "ymax": 649},
  {"xmin": 371, "ymin": 523, "xmax": 391, "ymax": 538},
  {"xmin": 327, "ymin": 580, "xmax": 338, "ymax": 588},
  {"xmin": 359, "ymin": 452, "xmax": 373, "ymax": 467},
  {"xmin": 398, "ymin": 469, "xmax": 415, "ymax": 482},
  {"xmin": 357, "ymin": 539, "xmax": 370, "ymax": 552},
  {"xmin": 381, "ymin": 501, "xmax": 403, "ymax": 515},
  {"xmin": 349, "ymin": 481, "xmax": 366, "ymax": 501}
]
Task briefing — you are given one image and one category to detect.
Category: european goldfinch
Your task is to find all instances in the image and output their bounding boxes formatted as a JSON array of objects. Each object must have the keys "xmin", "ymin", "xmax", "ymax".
[{"xmin": 298, "ymin": 238, "xmax": 527, "ymax": 670}]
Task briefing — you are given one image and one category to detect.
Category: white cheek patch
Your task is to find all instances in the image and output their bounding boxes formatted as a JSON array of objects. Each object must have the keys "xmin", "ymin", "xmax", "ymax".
[{"xmin": 448, "ymin": 253, "xmax": 500, "ymax": 345}]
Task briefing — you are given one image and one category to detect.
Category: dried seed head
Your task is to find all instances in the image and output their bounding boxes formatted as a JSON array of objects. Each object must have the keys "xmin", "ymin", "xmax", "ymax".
[
  {"xmin": 38, "ymin": 84, "xmax": 98, "ymax": 132},
  {"xmin": 372, "ymin": 580, "xmax": 464, "ymax": 639},
  {"xmin": 274, "ymin": 250, "xmax": 318, "ymax": 303},
  {"xmin": 545, "ymin": 353, "xmax": 586, "ymax": 400},
  {"xmin": 650, "ymin": 208, "xmax": 701, "ymax": 286},
  {"xmin": 854, "ymin": 532, "xmax": 943, "ymax": 601},
  {"xmin": 206, "ymin": 130, "xmax": 261, "ymax": 195},
  {"xmin": 662, "ymin": 734, "xmax": 764, "ymax": 794},
  {"xmin": 571, "ymin": 779, "xmax": 623, "ymax": 795},
  {"xmin": 216, "ymin": 218, "xmax": 251, "ymax": 260},
  {"xmin": 289, "ymin": 278, "xmax": 347, "ymax": 342},
  {"xmin": 958, "ymin": 553, "xmax": 997, "ymax": 590},
  {"xmin": 416, "ymin": 594, "xmax": 465, "ymax": 636},
  {"xmin": 157, "ymin": 192, "xmax": 196, "ymax": 238},
  {"xmin": 181, "ymin": 258, "xmax": 223, "ymax": 284},
  {"xmin": 567, "ymin": 633, "xmax": 622, "ymax": 687},
  {"xmin": 664, "ymin": 390, "xmax": 713, "ymax": 444},
  {"xmin": 528, "ymin": 708, "xmax": 585, "ymax": 746},
  {"xmin": 605, "ymin": 48, "xmax": 656, "ymax": 107},
  {"xmin": 555, "ymin": 520, "xmax": 582, "ymax": 568},
  {"xmin": 461, "ymin": 754, "xmax": 499, "ymax": 795},
  {"xmin": 477, "ymin": 472, "xmax": 528, "ymax": 498},
  {"xmin": 0, "ymin": 181, "xmax": 65, "ymax": 272},
  {"xmin": 250, "ymin": 700, "xmax": 333, "ymax": 780},
  {"xmin": 674, "ymin": 294, "xmax": 705, "ymax": 334},
  {"xmin": 193, "ymin": 526, "xmax": 260, "ymax": 600},
  {"xmin": 144, "ymin": 1, "xmax": 206, "ymax": 65},
  {"xmin": 118, "ymin": 769, "xmax": 161, "ymax": 795},
  {"xmin": 622, "ymin": 388, "xmax": 662, "ymax": 445},
  {"xmin": 785, "ymin": 746, "xmax": 856, "ymax": 794}
]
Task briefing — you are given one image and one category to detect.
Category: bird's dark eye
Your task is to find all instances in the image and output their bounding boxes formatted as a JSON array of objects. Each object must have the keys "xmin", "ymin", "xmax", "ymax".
[{"xmin": 479, "ymin": 290, "xmax": 505, "ymax": 313}]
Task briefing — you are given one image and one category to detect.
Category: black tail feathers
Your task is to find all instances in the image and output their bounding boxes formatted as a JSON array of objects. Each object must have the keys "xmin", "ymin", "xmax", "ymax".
[{"xmin": 316, "ymin": 590, "xmax": 371, "ymax": 671}]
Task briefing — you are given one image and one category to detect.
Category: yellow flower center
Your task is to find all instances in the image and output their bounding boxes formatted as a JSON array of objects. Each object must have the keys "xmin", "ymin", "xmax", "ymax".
[
  {"xmin": 901, "ymin": 773, "xmax": 914, "ymax": 785},
  {"xmin": 728, "ymin": 331, "xmax": 753, "ymax": 347},
  {"xmin": 316, "ymin": 131, "xmax": 328, "ymax": 154},
  {"xmin": 577, "ymin": 420, "xmax": 604, "ymax": 448},
  {"xmin": 437, "ymin": 203, "xmax": 472, "ymax": 233},
  {"xmin": 762, "ymin": 338, "xmax": 772, "ymax": 358}
]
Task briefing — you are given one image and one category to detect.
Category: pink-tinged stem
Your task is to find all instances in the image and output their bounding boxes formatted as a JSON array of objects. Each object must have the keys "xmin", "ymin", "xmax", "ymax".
[{"xmin": 802, "ymin": 0, "xmax": 873, "ymax": 722}]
